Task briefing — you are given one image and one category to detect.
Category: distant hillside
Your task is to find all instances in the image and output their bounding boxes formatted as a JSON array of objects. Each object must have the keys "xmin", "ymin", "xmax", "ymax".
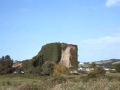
[{"xmin": 92, "ymin": 59, "xmax": 120, "ymax": 68}]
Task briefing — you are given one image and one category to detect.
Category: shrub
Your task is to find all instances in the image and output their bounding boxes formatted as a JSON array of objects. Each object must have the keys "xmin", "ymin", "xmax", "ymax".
[
  {"xmin": 88, "ymin": 71, "xmax": 98, "ymax": 78},
  {"xmin": 41, "ymin": 61, "xmax": 55, "ymax": 76},
  {"xmin": 22, "ymin": 59, "xmax": 31, "ymax": 73},
  {"xmin": 115, "ymin": 63, "xmax": 120, "ymax": 72},
  {"xmin": 53, "ymin": 63, "xmax": 69, "ymax": 76},
  {"xmin": 28, "ymin": 66, "xmax": 41, "ymax": 74},
  {"xmin": 88, "ymin": 66, "xmax": 106, "ymax": 78},
  {"xmin": 95, "ymin": 66, "xmax": 106, "ymax": 75},
  {"xmin": 89, "ymin": 62, "xmax": 97, "ymax": 70}
]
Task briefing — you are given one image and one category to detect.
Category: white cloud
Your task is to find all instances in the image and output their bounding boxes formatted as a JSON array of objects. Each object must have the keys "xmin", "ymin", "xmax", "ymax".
[
  {"xmin": 106, "ymin": 0, "xmax": 120, "ymax": 7},
  {"xmin": 78, "ymin": 35, "xmax": 120, "ymax": 49}
]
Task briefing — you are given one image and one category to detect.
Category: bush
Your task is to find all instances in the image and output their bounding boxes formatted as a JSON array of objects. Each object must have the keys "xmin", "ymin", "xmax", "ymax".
[
  {"xmin": 88, "ymin": 71, "xmax": 98, "ymax": 78},
  {"xmin": 41, "ymin": 61, "xmax": 55, "ymax": 76},
  {"xmin": 53, "ymin": 63, "xmax": 69, "ymax": 76},
  {"xmin": 95, "ymin": 66, "xmax": 106, "ymax": 75},
  {"xmin": 88, "ymin": 66, "xmax": 106, "ymax": 78},
  {"xmin": 28, "ymin": 66, "xmax": 41, "ymax": 75},
  {"xmin": 22, "ymin": 59, "xmax": 31, "ymax": 73},
  {"xmin": 115, "ymin": 63, "xmax": 120, "ymax": 72}
]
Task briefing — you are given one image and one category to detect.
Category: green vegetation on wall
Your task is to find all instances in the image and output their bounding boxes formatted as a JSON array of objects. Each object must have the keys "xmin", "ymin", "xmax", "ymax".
[
  {"xmin": 30, "ymin": 42, "xmax": 63, "ymax": 75},
  {"xmin": 70, "ymin": 45, "xmax": 78, "ymax": 70},
  {"xmin": 37, "ymin": 43, "xmax": 62, "ymax": 63},
  {"xmin": 16, "ymin": 42, "xmax": 78, "ymax": 76},
  {"xmin": 61, "ymin": 43, "xmax": 68, "ymax": 51}
]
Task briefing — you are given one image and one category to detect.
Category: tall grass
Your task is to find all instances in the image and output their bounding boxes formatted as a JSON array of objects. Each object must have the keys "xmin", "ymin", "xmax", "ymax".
[
  {"xmin": 0, "ymin": 74, "xmax": 120, "ymax": 90},
  {"xmin": 56, "ymin": 78, "xmax": 120, "ymax": 90}
]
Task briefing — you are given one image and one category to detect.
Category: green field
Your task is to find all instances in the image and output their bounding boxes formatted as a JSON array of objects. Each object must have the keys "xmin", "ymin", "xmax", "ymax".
[
  {"xmin": 0, "ymin": 74, "xmax": 42, "ymax": 90},
  {"xmin": 106, "ymin": 72, "xmax": 120, "ymax": 77}
]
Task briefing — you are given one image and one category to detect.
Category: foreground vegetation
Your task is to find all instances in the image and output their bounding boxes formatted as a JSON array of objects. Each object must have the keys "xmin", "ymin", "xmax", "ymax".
[
  {"xmin": 0, "ymin": 73, "xmax": 120, "ymax": 90},
  {"xmin": 1, "ymin": 52, "xmax": 120, "ymax": 90}
]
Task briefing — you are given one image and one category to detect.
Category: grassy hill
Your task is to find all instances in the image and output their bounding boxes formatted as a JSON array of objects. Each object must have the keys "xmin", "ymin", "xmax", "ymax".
[{"xmin": 92, "ymin": 59, "xmax": 120, "ymax": 68}]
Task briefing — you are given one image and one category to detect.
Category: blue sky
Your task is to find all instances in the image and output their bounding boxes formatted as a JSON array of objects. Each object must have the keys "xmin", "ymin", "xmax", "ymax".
[{"xmin": 0, "ymin": 0, "xmax": 120, "ymax": 62}]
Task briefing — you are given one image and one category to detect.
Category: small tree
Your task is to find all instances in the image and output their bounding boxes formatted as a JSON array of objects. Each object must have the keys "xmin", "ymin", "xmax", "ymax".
[
  {"xmin": 22, "ymin": 59, "xmax": 31, "ymax": 73},
  {"xmin": 53, "ymin": 63, "xmax": 69, "ymax": 76},
  {"xmin": 89, "ymin": 62, "xmax": 97, "ymax": 70},
  {"xmin": 0, "ymin": 55, "xmax": 13, "ymax": 75},
  {"xmin": 115, "ymin": 63, "xmax": 120, "ymax": 72}
]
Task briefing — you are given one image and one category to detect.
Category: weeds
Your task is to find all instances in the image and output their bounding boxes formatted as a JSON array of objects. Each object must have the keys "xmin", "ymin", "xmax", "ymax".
[
  {"xmin": 0, "ymin": 74, "xmax": 120, "ymax": 90},
  {"xmin": 60, "ymin": 78, "xmax": 120, "ymax": 90}
]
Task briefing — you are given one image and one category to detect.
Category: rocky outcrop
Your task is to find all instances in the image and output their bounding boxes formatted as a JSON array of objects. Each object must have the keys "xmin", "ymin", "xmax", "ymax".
[
  {"xmin": 60, "ymin": 44, "xmax": 78, "ymax": 72},
  {"xmin": 60, "ymin": 45, "xmax": 75, "ymax": 68},
  {"xmin": 31, "ymin": 42, "xmax": 78, "ymax": 74}
]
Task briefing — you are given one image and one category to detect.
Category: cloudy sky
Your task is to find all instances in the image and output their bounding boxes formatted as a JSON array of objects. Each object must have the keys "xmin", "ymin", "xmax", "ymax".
[{"xmin": 0, "ymin": 0, "xmax": 120, "ymax": 62}]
